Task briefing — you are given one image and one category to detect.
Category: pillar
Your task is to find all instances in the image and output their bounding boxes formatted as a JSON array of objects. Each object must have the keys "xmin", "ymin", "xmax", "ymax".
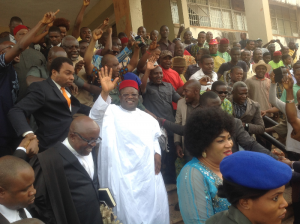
[
  {"xmin": 112, "ymin": 0, "xmax": 143, "ymax": 36},
  {"xmin": 244, "ymin": 0, "xmax": 273, "ymax": 43}
]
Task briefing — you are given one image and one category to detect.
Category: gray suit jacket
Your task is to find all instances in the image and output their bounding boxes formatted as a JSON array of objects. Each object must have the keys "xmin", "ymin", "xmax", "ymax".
[{"xmin": 232, "ymin": 98, "xmax": 265, "ymax": 135}]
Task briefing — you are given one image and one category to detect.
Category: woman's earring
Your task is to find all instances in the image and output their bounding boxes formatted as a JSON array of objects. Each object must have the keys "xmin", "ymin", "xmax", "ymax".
[{"xmin": 202, "ymin": 151, "xmax": 207, "ymax": 158}]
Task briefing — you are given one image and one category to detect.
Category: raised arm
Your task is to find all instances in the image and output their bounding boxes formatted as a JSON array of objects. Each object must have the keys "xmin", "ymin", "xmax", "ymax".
[
  {"xmin": 100, "ymin": 27, "xmax": 112, "ymax": 56},
  {"xmin": 269, "ymin": 72, "xmax": 286, "ymax": 113},
  {"xmin": 141, "ymin": 57, "xmax": 158, "ymax": 94},
  {"xmin": 4, "ymin": 10, "xmax": 59, "ymax": 63},
  {"xmin": 127, "ymin": 39, "xmax": 142, "ymax": 72},
  {"xmin": 72, "ymin": 0, "xmax": 90, "ymax": 38},
  {"xmin": 284, "ymin": 74, "xmax": 300, "ymax": 140},
  {"xmin": 262, "ymin": 39, "xmax": 276, "ymax": 48},
  {"xmin": 84, "ymin": 25, "xmax": 104, "ymax": 75}
]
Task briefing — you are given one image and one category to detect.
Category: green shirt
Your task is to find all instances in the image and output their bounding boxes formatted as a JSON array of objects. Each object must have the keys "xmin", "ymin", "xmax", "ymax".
[
  {"xmin": 217, "ymin": 51, "xmax": 231, "ymax": 63},
  {"xmin": 206, "ymin": 206, "xmax": 252, "ymax": 224},
  {"xmin": 109, "ymin": 88, "xmax": 146, "ymax": 111},
  {"xmin": 268, "ymin": 60, "xmax": 284, "ymax": 70},
  {"xmin": 280, "ymin": 84, "xmax": 300, "ymax": 103},
  {"xmin": 222, "ymin": 98, "xmax": 233, "ymax": 115}
]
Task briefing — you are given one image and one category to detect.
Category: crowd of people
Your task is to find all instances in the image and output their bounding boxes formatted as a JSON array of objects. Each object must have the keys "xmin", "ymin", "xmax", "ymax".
[{"xmin": 1, "ymin": 1, "xmax": 300, "ymax": 224}]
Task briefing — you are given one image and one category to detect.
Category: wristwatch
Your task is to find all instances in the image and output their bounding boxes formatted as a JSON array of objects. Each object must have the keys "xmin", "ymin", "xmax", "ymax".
[
  {"xmin": 245, "ymin": 123, "xmax": 249, "ymax": 132},
  {"xmin": 286, "ymin": 99, "xmax": 295, "ymax": 104}
]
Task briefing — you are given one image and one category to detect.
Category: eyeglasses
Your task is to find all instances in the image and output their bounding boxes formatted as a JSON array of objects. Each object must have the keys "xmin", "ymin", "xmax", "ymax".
[
  {"xmin": 216, "ymin": 91, "xmax": 228, "ymax": 95},
  {"xmin": 74, "ymin": 132, "xmax": 101, "ymax": 145}
]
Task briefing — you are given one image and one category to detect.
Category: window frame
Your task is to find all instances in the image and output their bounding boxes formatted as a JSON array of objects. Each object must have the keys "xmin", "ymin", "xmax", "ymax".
[{"xmin": 187, "ymin": 0, "xmax": 247, "ymax": 31}]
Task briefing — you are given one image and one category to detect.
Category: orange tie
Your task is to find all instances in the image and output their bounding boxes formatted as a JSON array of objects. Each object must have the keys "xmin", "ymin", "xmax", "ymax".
[{"xmin": 61, "ymin": 87, "xmax": 71, "ymax": 108}]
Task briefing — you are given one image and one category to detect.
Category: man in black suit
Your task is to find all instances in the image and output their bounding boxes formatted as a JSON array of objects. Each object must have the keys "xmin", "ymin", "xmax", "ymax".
[
  {"xmin": 8, "ymin": 57, "xmax": 91, "ymax": 152},
  {"xmin": 0, "ymin": 17, "xmax": 23, "ymax": 44},
  {"xmin": 28, "ymin": 116, "xmax": 103, "ymax": 224}
]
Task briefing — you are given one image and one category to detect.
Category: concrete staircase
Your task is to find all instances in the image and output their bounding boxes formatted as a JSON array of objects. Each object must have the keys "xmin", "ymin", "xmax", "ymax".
[{"xmin": 167, "ymin": 184, "xmax": 293, "ymax": 224}]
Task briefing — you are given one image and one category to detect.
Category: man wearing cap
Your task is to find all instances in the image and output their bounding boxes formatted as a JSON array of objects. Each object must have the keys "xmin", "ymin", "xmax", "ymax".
[
  {"xmin": 245, "ymin": 60, "xmax": 272, "ymax": 115},
  {"xmin": 90, "ymin": 68, "xmax": 170, "ymax": 224},
  {"xmin": 217, "ymin": 38, "xmax": 231, "ymax": 62},
  {"xmin": 269, "ymin": 51, "xmax": 284, "ymax": 70},
  {"xmin": 159, "ymin": 50, "xmax": 184, "ymax": 109},
  {"xmin": 185, "ymin": 31, "xmax": 206, "ymax": 58},
  {"xmin": 0, "ymin": 11, "xmax": 57, "ymax": 156},
  {"xmin": 209, "ymin": 39, "xmax": 225, "ymax": 73},
  {"xmin": 172, "ymin": 42, "xmax": 196, "ymax": 76},
  {"xmin": 251, "ymin": 48, "xmax": 271, "ymax": 79}
]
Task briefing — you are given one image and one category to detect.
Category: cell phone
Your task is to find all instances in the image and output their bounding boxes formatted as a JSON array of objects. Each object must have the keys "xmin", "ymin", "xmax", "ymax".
[
  {"xmin": 274, "ymin": 67, "xmax": 285, "ymax": 83},
  {"xmin": 135, "ymin": 35, "xmax": 146, "ymax": 48}
]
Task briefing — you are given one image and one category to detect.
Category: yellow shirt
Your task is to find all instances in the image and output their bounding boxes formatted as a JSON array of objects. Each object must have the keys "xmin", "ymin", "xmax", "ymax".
[
  {"xmin": 289, "ymin": 49, "xmax": 297, "ymax": 64},
  {"xmin": 212, "ymin": 56, "xmax": 225, "ymax": 73}
]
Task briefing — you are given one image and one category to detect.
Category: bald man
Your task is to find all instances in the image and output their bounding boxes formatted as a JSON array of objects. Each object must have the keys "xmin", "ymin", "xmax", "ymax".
[
  {"xmin": 174, "ymin": 80, "xmax": 201, "ymax": 163},
  {"xmin": 28, "ymin": 116, "xmax": 103, "ymax": 224},
  {"xmin": 0, "ymin": 11, "xmax": 57, "ymax": 156},
  {"xmin": 0, "ymin": 156, "xmax": 36, "ymax": 223}
]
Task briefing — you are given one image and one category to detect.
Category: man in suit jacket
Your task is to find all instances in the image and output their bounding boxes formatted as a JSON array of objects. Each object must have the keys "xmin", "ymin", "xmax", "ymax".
[
  {"xmin": 28, "ymin": 116, "xmax": 103, "ymax": 224},
  {"xmin": 231, "ymin": 81, "xmax": 265, "ymax": 135},
  {"xmin": 174, "ymin": 80, "xmax": 201, "ymax": 162},
  {"xmin": 8, "ymin": 57, "xmax": 91, "ymax": 152}
]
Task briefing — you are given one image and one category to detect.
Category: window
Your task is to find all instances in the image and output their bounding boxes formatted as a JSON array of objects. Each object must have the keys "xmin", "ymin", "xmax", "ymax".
[
  {"xmin": 270, "ymin": 5, "xmax": 298, "ymax": 37},
  {"xmin": 187, "ymin": 0, "xmax": 247, "ymax": 30},
  {"xmin": 171, "ymin": 1, "xmax": 180, "ymax": 24}
]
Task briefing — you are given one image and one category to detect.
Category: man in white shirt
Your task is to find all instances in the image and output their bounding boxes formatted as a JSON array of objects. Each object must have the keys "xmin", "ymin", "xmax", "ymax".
[
  {"xmin": 90, "ymin": 68, "xmax": 169, "ymax": 224},
  {"xmin": 189, "ymin": 54, "xmax": 218, "ymax": 91},
  {"xmin": 0, "ymin": 156, "xmax": 35, "ymax": 223}
]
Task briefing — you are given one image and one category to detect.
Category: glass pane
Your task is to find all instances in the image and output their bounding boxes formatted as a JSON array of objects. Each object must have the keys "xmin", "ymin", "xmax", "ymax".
[
  {"xmin": 275, "ymin": 6, "xmax": 282, "ymax": 18},
  {"xmin": 188, "ymin": 6, "xmax": 200, "ymax": 26},
  {"xmin": 291, "ymin": 22, "xmax": 298, "ymax": 37},
  {"xmin": 282, "ymin": 8, "xmax": 289, "ymax": 20},
  {"xmin": 277, "ymin": 19, "xmax": 285, "ymax": 35},
  {"xmin": 220, "ymin": 0, "xmax": 231, "ymax": 9},
  {"xmin": 269, "ymin": 6, "xmax": 276, "ymax": 17},
  {"xmin": 234, "ymin": 12, "xmax": 243, "ymax": 30},
  {"xmin": 284, "ymin": 20, "xmax": 292, "ymax": 36},
  {"xmin": 198, "ymin": 0, "xmax": 208, "ymax": 4},
  {"xmin": 210, "ymin": 8, "xmax": 222, "ymax": 28},
  {"xmin": 243, "ymin": 14, "xmax": 248, "ymax": 31},
  {"xmin": 290, "ymin": 10, "xmax": 297, "ymax": 21},
  {"xmin": 222, "ymin": 10, "xmax": 233, "ymax": 29},
  {"xmin": 199, "ymin": 6, "xmax": 211, "ymax": 27},
  {"xmin": 210, "ymin": 0, "xmax": 220, "ymax": 7},
  {"xmin": 171, "ymin": 2, "xmax": 180, "ymax": 24},
  {"xmin": 271, "ymin": 18, "xmax": 278, "ymax": 34}
]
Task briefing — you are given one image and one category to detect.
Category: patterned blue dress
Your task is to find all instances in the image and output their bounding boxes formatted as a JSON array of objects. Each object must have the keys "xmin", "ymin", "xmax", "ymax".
[{"xmin": 177, "ymin": 157, "xmax": 230, "ymax": 224}]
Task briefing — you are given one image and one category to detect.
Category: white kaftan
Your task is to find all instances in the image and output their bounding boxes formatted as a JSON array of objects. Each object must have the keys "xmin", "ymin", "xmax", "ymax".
[{"xmin": 89, "ymin": 95, "xmax": 169, "ymax": 224}]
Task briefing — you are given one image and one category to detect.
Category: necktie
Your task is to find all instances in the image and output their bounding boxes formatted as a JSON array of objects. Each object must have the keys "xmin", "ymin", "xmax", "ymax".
[
  {"xmin": 61, "ymin": 87, "xmax": 71, "ymax": 108},
  {"xmin": 17, "ymin": 208, "xmax": 27, "ymax": 219}
]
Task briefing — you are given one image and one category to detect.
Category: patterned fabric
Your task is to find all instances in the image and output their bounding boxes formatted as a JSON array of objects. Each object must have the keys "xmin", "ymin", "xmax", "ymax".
[
  {"xmin": 217, "ymin": 51, "xmax": 231, "ymax": 62},
  {"xmin": 177, "ymin": 158, "xmax": 230, "ymax": 224},
  {"xmin": 172, "ymin": 55, "xmax": 196, "ymax": 75},
  {"xmin": 221, "ymin": 98, "xmax": 233, "ymax": 115},
  {"xmin": 233, "ymin": 100, "xmax": 247, "ymax": 119},
  {"xmin": 212, "ymin": 56, "xmax": 226, "ymax": 73},
  {"xmin": 185, "ymin": 43, "xmax": 205, "ymax": 58},
  {"xmin": 203, "ymin": 41, "xmax": 209, "ymax": 49},
  {"xmin": 289, "ymin": 49, "xmax": 298, "ymax": 64}
]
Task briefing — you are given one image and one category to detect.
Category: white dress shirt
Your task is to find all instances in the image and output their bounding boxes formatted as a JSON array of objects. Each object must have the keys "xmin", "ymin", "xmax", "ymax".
[
  {"xmin": 189, "ymin": 68, "xmax": 218, "ymax": 91},
  {"xmin": 9, "ymin": 34, "xmax": 16, "ymax": 44},
  {"xmin": 0, "ymin": 205, "xmax": 31, "ymax": 222},
  {"xmin": 62, "ymin": 138, "xmax": 94, "ymax": 180},
  {"xmin": 22, "ymin": 79, "xmax": 72, "ymax": 137}
]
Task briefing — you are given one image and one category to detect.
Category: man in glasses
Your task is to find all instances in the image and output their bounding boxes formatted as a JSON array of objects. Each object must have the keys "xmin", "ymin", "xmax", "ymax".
[
  {"xmin": 28, "ymin": 116, "xmax": 103, "ymax": 224},
  {"xmin": 231, "ymin": 81, "xmax": 265, "ymax": 135},
  {"xmin": 212, "ymin": 81, "xmax": 233, "ymax": 115},
  {"xmin": 90, "ymin": 68, "xmax": 170, "ymax": 224},
  {"xmin": 0, "ymin": 11, "xmax": 58, "ymax": 157}
]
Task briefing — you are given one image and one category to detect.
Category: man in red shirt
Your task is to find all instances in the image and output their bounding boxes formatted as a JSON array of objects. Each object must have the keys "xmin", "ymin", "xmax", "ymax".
[{"xmin": 159, "ymin": 50, "xmax": 184, "ymax": 110}]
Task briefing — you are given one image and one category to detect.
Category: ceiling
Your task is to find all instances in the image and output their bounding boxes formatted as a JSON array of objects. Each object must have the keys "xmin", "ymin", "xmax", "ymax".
[{"xmin": 0, "ymin": 0, "xmax": 100, "ymax": 29}]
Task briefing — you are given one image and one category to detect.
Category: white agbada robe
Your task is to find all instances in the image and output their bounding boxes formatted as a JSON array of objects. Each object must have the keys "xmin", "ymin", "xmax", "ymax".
[{"xmin": 89, "ymin": 95, "xmax": 169, "ymax": 224}]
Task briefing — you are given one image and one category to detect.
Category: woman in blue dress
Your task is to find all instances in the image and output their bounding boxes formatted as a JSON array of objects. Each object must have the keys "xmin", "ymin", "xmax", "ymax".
[{"xmin": 177, "ymin": 107, "xmax": 234, "ymax": 223}]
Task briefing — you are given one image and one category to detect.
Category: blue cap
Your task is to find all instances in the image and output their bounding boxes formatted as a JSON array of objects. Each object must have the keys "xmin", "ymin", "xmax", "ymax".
[
  {"xmin": 220, "ymin": 151, "xmax": 292, "ymax": 190},
  {"xmin": 123, "ymin": 72, "xmax": 142, "ymax": 86}
]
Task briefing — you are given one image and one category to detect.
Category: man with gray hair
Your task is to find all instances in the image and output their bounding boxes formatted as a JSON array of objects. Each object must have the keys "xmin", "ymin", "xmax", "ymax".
[{"xmin": 231, "ymin": 81, "xmax": 265, "ymax": 135}]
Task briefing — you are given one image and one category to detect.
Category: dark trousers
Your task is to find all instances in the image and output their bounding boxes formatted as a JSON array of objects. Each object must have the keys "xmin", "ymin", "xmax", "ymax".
[
  {"xmin": 0, "ymin": 136, "xmax": 21, "ymax": 157},
  {"xmin": 162, "ymin": 134, "xmax": 177, "ymax": 184}
]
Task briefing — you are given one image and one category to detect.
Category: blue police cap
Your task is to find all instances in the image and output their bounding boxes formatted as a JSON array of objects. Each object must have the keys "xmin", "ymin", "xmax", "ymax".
[
  {"xmin": 123, "ymin": 72, "xmax": 142, "ymax": 86},
  {"xmin": 220, "ymin": 151, "xmax": 292, "ymax": 190}
]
